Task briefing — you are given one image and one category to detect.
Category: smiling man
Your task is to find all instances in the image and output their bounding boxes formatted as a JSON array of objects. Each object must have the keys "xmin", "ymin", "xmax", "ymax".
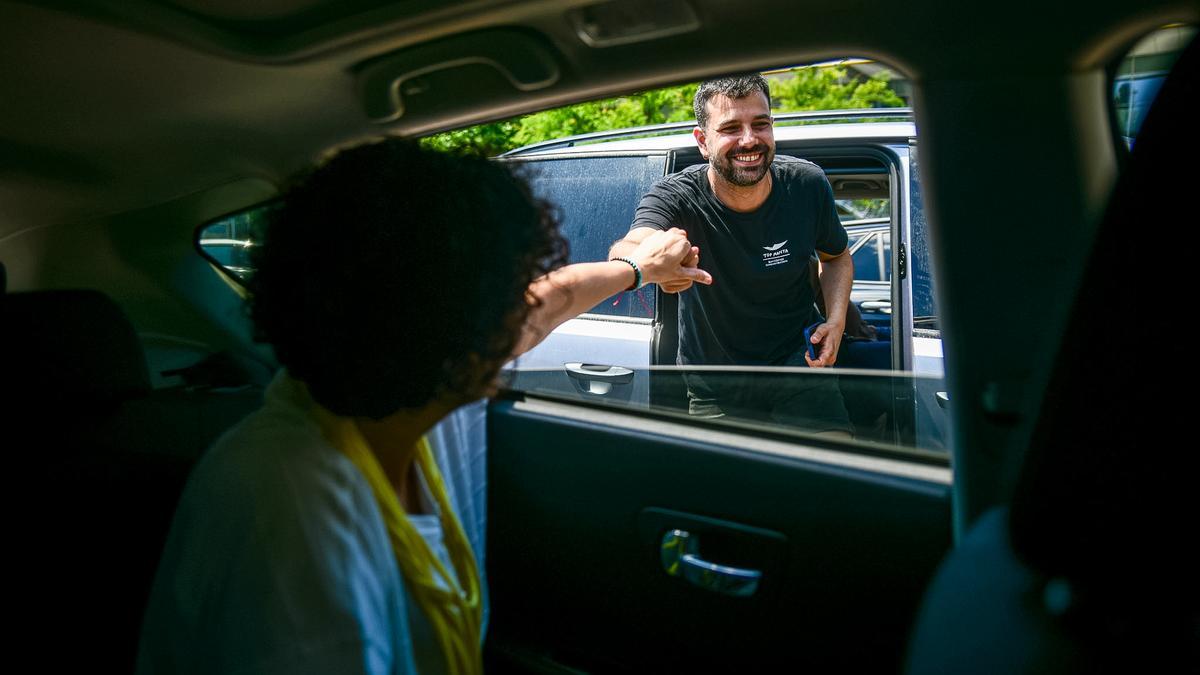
[{"xmin": 609, "ymin": 74, "xmax": 854, "ymax": 433}]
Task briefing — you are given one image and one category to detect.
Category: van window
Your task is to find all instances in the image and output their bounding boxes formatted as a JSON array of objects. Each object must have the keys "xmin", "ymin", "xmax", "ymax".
[
  {"xmin": 909, "ymin": 145, "xmax": 938, "ymax": 332},
  {"xmin": 1113, "ymin": 24, "xmax": 1196, "ymax": 149},
  {"xmin": 513, "ymin": 155, "xmax": 666, "ymax": 319}
]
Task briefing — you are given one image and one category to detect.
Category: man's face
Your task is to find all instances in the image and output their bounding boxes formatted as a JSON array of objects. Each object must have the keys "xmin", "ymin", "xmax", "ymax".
[{"xmin": 694, "ymin": 91, "xmax": 775, "ymax": 187}]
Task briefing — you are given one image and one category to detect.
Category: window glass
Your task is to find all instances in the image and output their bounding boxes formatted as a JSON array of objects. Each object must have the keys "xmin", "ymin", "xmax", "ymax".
[
  {"xmin": 880, "ymin": 231, "xmax": 892, "ymax": 282},
  {"xmin": 447, "ymin": 61, "xmax": 944, "ymax": 459},
  {"xmin": 1113, "ymin": 24, "xmax": 1195, "ymax": 148},
  {"xmin": 196, "ymin": 205, "xmax": 274, "ymax": 282},
  {"xmin": 513, "ymin": 155, "xmax": 666, "ymax": 319},
  {"xmin": 836, "ymin": 198, "xmax": 890, "ymax": 221},
  {"xmin": 909, "ymin": 145, "xmax": 938, "ymax": 331},
  {"xmin": 491, "ymin": 65, "xmax": 945, "ymax": 458},
  {"xmin": 851, "ymin": 232, "xmax": 887, "ymax": 282}
]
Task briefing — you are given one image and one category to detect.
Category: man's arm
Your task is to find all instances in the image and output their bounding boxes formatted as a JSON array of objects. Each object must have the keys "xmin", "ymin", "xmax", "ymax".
[
  {"xmin": 512, "ymin": 228, "xmax": 712, "ymax": 358},
  {"xmin": 810, "ymin": 257, "xmax": 875, "ymax": 340},
  {"xmin": 607, "ymin": 226, "xmax": 656, "ymax": 260},
  {"xmin": 806, "ymin": 247, "xmax": 853, "ymax": 367},
  {"xmin": 610, "ymin": 227, "xmax": 701, "ymax": 294}
]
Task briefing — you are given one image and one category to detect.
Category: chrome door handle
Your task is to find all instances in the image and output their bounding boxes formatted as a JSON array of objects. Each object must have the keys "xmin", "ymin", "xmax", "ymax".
[
  {"xmin": 861, "ymin": 300, "xmax": 892, "ymax": 314},
  {"xmin": 564, "ymin": 362, "xmax": 633, "ymax": 395},
  {"xmin": 936, "ymin": 391, "xmax": 949, "ymax": 409},
  {"xmin": 660, "ymin": 529, "xmax": 761, "ymax": 597}
]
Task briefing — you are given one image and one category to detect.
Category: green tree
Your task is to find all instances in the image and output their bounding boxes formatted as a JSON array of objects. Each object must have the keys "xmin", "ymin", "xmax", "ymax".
[
  {"xmin": 422, "ymin": 66, "xmax": 902, "ymax": 155},
  {"xmin": 421, "ymin": 83, "xmax": 698, "ymax": 157},
  {"xmin": 772, "ymin": 66, "xmax": 903, "ymax": 113}
]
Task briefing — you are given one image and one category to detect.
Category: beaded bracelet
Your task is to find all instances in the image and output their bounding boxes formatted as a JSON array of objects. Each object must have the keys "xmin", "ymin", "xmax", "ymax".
[{"xmin": 612, "ymin": 256, "xmax": 643, "ymax": 291}]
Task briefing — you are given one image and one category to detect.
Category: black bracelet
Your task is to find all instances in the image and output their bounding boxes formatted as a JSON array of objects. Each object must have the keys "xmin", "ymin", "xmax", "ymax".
[{"xmin": 613, "ymin": 257, "xmax": 642, "ymax": 291}]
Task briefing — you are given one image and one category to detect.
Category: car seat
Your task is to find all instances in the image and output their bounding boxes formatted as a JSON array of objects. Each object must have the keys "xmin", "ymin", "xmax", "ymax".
[
  {"xmin": 905, "ymin": 34, "xmax": 1198, "ymax": 673},
  {"xmin": 3, "ymin": 289, "xmax": 263, "ymax": 671}
]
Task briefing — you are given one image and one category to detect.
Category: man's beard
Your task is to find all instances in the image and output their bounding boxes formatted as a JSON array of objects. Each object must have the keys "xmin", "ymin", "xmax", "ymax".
[{"xmin": 711, "ymin": 145, "xmax": 773, "ymax": 187}]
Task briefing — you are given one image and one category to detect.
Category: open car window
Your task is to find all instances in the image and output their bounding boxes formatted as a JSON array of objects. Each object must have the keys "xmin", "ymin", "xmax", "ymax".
[{"xmin": 196, "ymin": 61, "xmax": 951, "ymax": 459}]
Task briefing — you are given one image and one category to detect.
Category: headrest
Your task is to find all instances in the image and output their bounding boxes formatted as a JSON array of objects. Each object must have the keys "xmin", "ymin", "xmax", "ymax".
[{"xmin": 2, "ymin": 290, "xmax": 151, "ymax": 405}]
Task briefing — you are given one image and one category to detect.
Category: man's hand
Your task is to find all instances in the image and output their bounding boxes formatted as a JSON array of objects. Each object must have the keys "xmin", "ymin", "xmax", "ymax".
[
  {"xmin": 804, "ymin": 321, "xmax": 845, "ymax": 368},
  {"xmin": 613, "ymin": 227, "xmax": 712, "ymax": 292},
  {"xmin": 660, "ymin": 245, "xmax": 702, "ymax": 293},
  {"xmin": 627, "ymin": 228, "xmax": 712, "ymax": 290}
]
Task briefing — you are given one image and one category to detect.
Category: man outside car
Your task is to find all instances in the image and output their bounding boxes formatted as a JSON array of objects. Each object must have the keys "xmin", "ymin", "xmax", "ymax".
[{"xmin": 609, "ymin": 74, "xmax": 853, "ymax": 434}]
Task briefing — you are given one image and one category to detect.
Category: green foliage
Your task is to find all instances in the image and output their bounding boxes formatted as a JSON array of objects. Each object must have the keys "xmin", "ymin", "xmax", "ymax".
[
  {"xmin": 421, "ymin": 82, "xmax": 698, "ymax": 157},
  {"xmin": 771, "ymin": 67, "xmax": 903, "ymax": 112},
  {"xmin": 421, "ymin": 65, "xmax": 903, "ymax": 155}
]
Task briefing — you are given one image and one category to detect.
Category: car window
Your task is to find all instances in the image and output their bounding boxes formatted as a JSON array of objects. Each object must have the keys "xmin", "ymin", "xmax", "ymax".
[
  {"xmin": 488, "ymin": 64, "xmax": 948, "ymax": 459},
  {"xmin": 837, "ymin": 198, "xmax": 890, "ymax": 221},
  {"xmin": 197, "ymin": 61, "xmax": 949, "ymax": 460},
  {"xmin": 1112, "ymin": 24, "xmax": 1196, "ymax": 149},
  {"xmin": 509, "ymin": 155, "xmax": 667, "ymax": 319},
  {"xmin": 196, "ymin": 205, "xmax": 274, "ymax": 282},
  {"xmin": 850, "ymin": 232, "xmax": 890, "ymax": 282},
  {"xmin": 909, "ymin": 144, "xmax": 938, "ymax": 331}
]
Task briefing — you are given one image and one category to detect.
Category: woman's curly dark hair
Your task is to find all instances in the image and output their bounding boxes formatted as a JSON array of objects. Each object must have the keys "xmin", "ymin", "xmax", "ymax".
[{"xmin": 248, "ymin": 138, "xmax": 567, "ymax": 418}]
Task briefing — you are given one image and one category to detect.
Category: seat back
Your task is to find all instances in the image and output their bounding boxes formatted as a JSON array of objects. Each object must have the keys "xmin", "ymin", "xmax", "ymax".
[
  {"xmin": 4, "ymin": 289, "xmax": 262, "ymax": 671},
  {"xmin": 906, "ymin": 34, "xmax": 1198, "ymax": 674}
]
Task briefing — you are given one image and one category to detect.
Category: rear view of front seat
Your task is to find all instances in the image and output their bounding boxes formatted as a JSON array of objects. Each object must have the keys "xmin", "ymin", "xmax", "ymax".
[
  {"xmin": 3, "ymin": 289, "xmax": 260, "ymax": 671},
  {"xmin": 905, "ymin": 35, "xmax": 1198, "ymax": 673}
]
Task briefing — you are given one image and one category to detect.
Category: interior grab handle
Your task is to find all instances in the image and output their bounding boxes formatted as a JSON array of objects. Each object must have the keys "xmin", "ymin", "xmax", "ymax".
[{"xmin": 660, "ymin": 529, "xmax": 761, "ymax": 597}]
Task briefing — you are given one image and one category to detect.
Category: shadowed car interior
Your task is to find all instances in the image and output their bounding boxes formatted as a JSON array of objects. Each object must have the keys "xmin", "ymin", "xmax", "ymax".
[{"xmin": 2, "ymin": 0, "xmax": 1196, "ymax": 672}]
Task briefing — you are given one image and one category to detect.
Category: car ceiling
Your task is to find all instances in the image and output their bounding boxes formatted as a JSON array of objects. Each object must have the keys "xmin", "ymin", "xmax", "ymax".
[{"xmin": 1, "ymin": 0, "xmax": 1193, "ymax": 239}]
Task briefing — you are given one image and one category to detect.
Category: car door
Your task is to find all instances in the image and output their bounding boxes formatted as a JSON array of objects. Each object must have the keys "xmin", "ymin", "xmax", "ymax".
[
  {"xmin": 485, "ymin": 379, "xmax": 952, "ymax": 671},
  {"xmin": 487, "ymin": 144, "xmax": 955, "ymax": 672}
]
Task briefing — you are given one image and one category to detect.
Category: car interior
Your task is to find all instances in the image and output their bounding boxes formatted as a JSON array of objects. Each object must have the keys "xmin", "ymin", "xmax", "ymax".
[{"xmin": 2, "ymin": 0, "xmax": 1195, "ymax": 672}]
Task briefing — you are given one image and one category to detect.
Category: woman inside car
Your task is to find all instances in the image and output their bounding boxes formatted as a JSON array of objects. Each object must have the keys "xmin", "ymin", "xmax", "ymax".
[{"xmin": 137, "ymin": 138, "xmax": 710, "ymax": 674}]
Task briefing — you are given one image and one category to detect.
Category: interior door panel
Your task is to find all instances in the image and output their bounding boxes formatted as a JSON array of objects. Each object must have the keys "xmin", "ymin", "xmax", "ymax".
[{"xmin": 485, "ymin": 396, "xmax": 952, "ymax": 672}]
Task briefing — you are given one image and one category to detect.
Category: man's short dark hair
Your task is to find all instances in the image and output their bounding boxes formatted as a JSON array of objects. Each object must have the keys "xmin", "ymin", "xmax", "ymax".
[
  {"xmin": 248, "ymin": 138, "xmax": 566, "ymax": 419},
  {"xmin": 693, "ymin": 74, "xmax": 772, "ymax": 129}
]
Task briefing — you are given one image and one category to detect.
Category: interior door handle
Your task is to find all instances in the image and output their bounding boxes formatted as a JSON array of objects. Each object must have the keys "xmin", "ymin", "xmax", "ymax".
[
  {"xmin": 660, "ymin": 529, "xmax": 761, "ymax": 597},
  {"xmin": 564, "ymin": 362, "xmax": 633, "ymax": 395},
  {"xmin": 936, "ymin": 391, "xmax": 950, "ymax": 409}
]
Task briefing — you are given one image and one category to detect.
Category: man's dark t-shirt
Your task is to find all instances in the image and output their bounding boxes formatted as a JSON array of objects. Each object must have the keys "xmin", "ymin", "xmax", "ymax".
[{"xmin": 631, "ymin": 156, "xmax": 848, "ymax": 366}]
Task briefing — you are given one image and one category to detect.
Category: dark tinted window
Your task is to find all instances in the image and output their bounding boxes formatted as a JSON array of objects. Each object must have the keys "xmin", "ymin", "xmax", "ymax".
[
  {"xmin": 880, "ymin": 231, "xmax": 892, "ymax": 282},
  {"xmin": 1113, "ymin": 24, "xmax": 1195, "ymax": 148},
  {"xmin": 909, "ymin": 145, "xmax": 938, "ymax": 329},
  {"xmin": 850, "ymin": 230, "xmax": 891, "ymax": 282},
  {"xmin": 852, "ymin": 233, "xmax": 882, "ymax": 281},
  {"xmin": 516, "ymin": 155, "xmax": 667, "ymax": 318}
]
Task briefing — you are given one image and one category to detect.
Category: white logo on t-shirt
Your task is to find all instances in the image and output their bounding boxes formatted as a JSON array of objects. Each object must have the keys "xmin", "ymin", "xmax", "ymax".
[{"xmin": 762, "ymin": 240, "xmax": 790, "ymax": 266}]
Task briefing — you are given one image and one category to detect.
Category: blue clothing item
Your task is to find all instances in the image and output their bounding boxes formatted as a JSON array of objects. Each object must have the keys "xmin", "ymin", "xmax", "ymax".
[{"xmin": 137, "ymin": 372, "xmax": 488, "ymax": 675}]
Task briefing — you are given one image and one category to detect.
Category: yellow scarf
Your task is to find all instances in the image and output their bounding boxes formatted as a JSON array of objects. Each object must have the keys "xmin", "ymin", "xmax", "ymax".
[{"xmin": 309, "ymin": 400, "xmax": 483, "ymax": 675}]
